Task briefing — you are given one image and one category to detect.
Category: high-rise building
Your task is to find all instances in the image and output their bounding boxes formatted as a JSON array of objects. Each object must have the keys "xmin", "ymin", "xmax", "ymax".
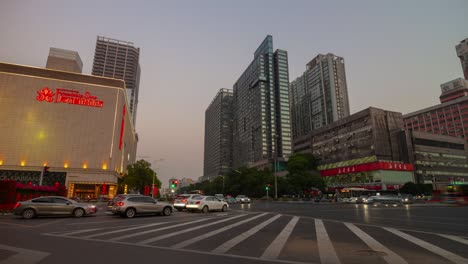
[
  {"xmin": 92, "ymin": 36, "xmax": 141, "ymax": 126},
  {"xmin": 290, "ymin": 54, "xmax": 350, "ymax": 139},
  {"xmin": 232, "ymin": 35, "xmax": 292, "ymax": 169},
  {"xmin": 46, "ymin": 48, "xmax": 83, "ymax": 73},
  {"xmin": 203, "ymin": 89, "xmax": 233, "ymax": 181},
  {"xmin": 456, "ymin": 38, "xmax": 468, "ymax": 79}
]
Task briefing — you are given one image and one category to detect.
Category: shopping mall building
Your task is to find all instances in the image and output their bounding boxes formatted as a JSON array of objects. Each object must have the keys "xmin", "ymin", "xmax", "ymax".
[{"xmin": 0, "ymin": 61, "xmax": 137, "ymax": 199}]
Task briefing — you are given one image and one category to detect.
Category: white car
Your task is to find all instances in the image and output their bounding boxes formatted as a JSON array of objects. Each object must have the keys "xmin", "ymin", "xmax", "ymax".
[{"xmin": 186, "ymin": 196, "xmax": 229, "ymax": 213}]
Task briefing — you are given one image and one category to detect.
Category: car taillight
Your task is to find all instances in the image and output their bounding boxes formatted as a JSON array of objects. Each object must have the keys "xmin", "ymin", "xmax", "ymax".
[
  {"xmin": 13, "ymin": 202, "xmax": 21, "ymax": 209},
  {"xmin": 195, "ymin": 201, "xmax": 200, "ymax": 204},
  {"xmin": 182, "ymin": 199, "xmax": 187, "ymax": 203},
  {"xmin": 117, "ymin": 202, "xmax": 124, "ymax": 206}
]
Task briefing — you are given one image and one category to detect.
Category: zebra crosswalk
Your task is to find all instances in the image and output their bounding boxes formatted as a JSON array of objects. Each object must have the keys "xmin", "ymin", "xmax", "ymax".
[{"xmin": 43, "ymin": 212, "xmax": 468, "ymax": 264}]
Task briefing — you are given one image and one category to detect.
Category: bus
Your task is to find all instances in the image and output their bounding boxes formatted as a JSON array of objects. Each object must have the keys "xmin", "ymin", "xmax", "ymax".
[
  {"xmin": 340, "ymin": 187, "xmax": 376, "ymax": 203},
  {"xmin": 444, "ymin": 183, "xmax": 468, "ymax": 205}
]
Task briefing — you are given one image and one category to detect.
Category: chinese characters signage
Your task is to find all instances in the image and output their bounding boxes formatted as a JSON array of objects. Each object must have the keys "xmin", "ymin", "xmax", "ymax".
[
  {"xmin": 320, "ymin": 161, "xmax": 414, "ymax": 177},
  {"xmin": 36, "ymin": 87, "xmax": 104, "ymax": 108}
]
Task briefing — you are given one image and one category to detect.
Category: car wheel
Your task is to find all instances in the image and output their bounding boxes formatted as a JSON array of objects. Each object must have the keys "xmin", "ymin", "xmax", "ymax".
[
  {"xmin": 73, "ymin": 208, "xmax": 85, "ymax": 218},
  {"xmin": 202, "ymin": 206, "xmax": 209, "ymax": 213},
  {"xmin": 125, "ymin": 208, "xmax": 136, "ymax": 218},
  {"xmin": 221, "ymin": 205, "xmax": 227, "ymax": 212},
  {"xmin": 162, "ymin": 207, "xmax": 172, "ymax": 216},
  {"xmin": 176, "ymin": 208, "xmax": 183, "ymax": 212},
  {"xmin": 22, "ymin": 208, "xmax": 35, "ymax": 219}
]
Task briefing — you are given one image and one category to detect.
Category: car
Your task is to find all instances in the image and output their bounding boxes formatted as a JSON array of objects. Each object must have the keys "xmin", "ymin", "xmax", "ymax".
[
  {"xmin": 111, "ymin": 195, "xmax": 174, "ymax": 218},
  {"xmin": 173, "ymin": 194, "xmax": 201, "ymax": 211},
  {"xmin": 400, "ymin": 194, "xmax": 414, "ymax": 204},
  {"xmin": 107, "ymin": 194, "xmax": 141, "ymax": 213},
  {"xmin": 13, "ymin": 196, "xmax": 97, "ymax": 219},
  {"xmin": 365, "ymin": 195, "xmax": 402, "ymax": 205},
  {"xmin": 214, "ymin": 194, "xmax": 226, "ymax": 202},
  {"xmin": 236, "ymin": 195, "xmax": 251, "ymax": 203},
  {"xmin": 186, "ymin": 196, "xmax": 229, "ymax": 213},
  {"xmin": 226, "ymin": 197, "xmax": 238, "ymax": 204},
  {"xmin": 356, "ymin": 195, "xmax": 370, "ymax": 204}
]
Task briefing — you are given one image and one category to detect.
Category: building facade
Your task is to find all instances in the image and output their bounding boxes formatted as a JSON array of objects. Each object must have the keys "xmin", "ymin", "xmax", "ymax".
[
  {"xmin": 456, "ymin": 38, "xmax": 468, "ymax": 80},
  {"xmin": 294, "ymin": 107, "xmax": 414, "ymax": 190},
  {"xmin": 0, "ymin": 62, "xmax": 137, "ymax": 199},
  {"xmin": 403, "ymin": 79, "xmax": 468, "ymax": 140},
  {"xmin": 400, "ymin": 131, "xmax": 468, "ymax": 189},
  {"xmin": 203, "ymin": 88, "xmax": 233, "ymax": 181},
  {"xmin": 46, "ymin": 48, "xmax": 83, "ymax": 74},
  {"xmin": 232, "ymin": 35, "xmax": 292, "ymax": 169},
  {"xmin": 92, "ymin": 36, "xmax": 141, "ymax": 126},
  {"xmin": 290, "ymin": 54, "xmax": 350, "ymax": 139}
]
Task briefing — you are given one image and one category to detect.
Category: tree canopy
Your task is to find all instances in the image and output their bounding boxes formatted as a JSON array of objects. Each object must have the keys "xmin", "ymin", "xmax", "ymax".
[{"xmin": 121, "ymin": 159, "xmax": 161, "ymax": 194}]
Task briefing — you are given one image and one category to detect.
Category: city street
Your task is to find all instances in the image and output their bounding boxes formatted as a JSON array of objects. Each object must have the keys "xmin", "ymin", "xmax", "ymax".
[{"xmin": 1, "ymin": 202, "xmax": 467, "ymax": 264}]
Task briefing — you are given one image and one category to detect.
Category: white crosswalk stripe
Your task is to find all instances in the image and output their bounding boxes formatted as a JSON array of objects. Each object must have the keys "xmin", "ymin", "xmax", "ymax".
[
  {"xmin": 345, "ymin": 223, "xmax": 407, "ymax": 264},
  {"xmin": 172, "ymin": 213, "xmax": 270, "ymax": 249},
  {"xmin": 60, "ymin": 228, "xmax": 106, "ymax": 236},
  {"xmin": 136, "ymin": 214, "xmax": 248, "ymax": 245},
  {"xmin": 260, "ymin": 216, "xmax": 299, "ymax": 260},
  {"xmin": 439, "ymin": 234, "xmax": 468, "ymax": 246},
  {"xmin": 212, "ymin": 214, "xmax": 282, "ymax": 254},
  {"xmin": 384, "ymin": 227, "xmax": 468, "ymax": 264},
  {"xmin": 315, "ymin": 219, "xmax": 341, "ymax": 264},
  {"xmin": 109, "ymin": 218, "xmax": 212, "ymax": 241},
  {"xmin": 81, "ymin": 221, "xmax": 169, "ymax": 239}
]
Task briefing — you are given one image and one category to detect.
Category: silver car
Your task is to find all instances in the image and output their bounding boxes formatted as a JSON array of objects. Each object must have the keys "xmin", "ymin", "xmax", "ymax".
[
  {"xmin": 111, "ymin": 195, "xmax": 173, "ymax": 218},
  {"xmin": 236, "ymin": 195, "xmax": 251, "ymax": 204},
  {"xmin": 13, "ymin": 196, "xmax": 97, "ymax": 219}
]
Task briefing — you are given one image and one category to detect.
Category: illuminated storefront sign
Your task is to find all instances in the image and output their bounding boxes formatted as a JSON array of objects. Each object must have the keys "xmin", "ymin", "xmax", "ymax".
[
  {"xmin": 320, "ymin": 161, "xmax": 414, "ymax": 177},
  {"xmin": 36, "ymin": 87, "xmax": 104, "ymax": 108}
]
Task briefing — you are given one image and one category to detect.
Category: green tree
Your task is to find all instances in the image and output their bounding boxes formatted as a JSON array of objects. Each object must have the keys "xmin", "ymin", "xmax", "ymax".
[
  {"xmin": 122, "ymin": 159, "xmax": 161, "ymax": 194},
  {"xmin": 286, "ymin": 153, "xmax": 325, "ymax": 196}
]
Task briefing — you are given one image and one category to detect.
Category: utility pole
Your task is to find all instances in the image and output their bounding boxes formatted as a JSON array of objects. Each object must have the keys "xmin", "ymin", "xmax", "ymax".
[{"xmin": 274, "ymin": 134, "xmax": 278, "ymax": 200}]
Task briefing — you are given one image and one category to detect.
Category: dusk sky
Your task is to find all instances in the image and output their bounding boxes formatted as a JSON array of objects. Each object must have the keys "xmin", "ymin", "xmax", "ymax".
[{"xmin": 1, "ymin": 0, "xmax": 467, "ymax": 187}]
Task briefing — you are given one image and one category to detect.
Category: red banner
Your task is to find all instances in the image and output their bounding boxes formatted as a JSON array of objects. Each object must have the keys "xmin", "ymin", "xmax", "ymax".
[{"xmin": 320, "ymin": 161, "xmax": 414, "ymax": 177}]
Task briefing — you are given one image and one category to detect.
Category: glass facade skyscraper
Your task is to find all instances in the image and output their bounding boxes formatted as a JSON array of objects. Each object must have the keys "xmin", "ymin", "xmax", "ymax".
[
  {"xmin": 203, "ymin": 89, "xmax": 234, "ymax": 181},
  {"xmin": 290, "ymin": 54, "xmax": 350, "ymax": 140},
  {"xmin": 232, "ymin": 35, "xmax": 292, "ymax": 168},
  {"xmin": 92, "ymin": 36, "xmax": 141, "ymax": 126}
]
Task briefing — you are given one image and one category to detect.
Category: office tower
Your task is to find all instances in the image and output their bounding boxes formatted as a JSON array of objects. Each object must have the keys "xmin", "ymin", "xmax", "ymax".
[
  {"xmin": 46, "ymin": 48, "xmax": 83, "ymax": 73},
  {"xmin": 203, "ymin": 89, "xmax": 234, "ymax": 181},
  {"xmin": 290, "ymin": 54, "xmax": 350, "ymax": 139},
  {"xmin": 456, "ymin": 38, "xmax": 468, "ymax": 79},
  {"xmin": 232, "ymin": 35, "xmax": 292, "ymax": 169},
  {"xmin": 92, "ymin": 36, "xmax": 141, "ymax": 126}
]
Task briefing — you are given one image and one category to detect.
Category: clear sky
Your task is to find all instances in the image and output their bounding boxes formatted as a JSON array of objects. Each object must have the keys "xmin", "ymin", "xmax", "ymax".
[{"xmin": 1, "ymin": 0, "xmax": 467, "ymax": 187}]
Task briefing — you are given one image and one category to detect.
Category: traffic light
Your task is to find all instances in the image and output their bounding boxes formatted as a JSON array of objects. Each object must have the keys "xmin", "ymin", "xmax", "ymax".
[
  {"xmin": 174, "ymin": 180, "xmax": 179, "ymax": 187},
  {"xmin": 265, "ymin": 184, "xmax": 270, "ymax": 190}
]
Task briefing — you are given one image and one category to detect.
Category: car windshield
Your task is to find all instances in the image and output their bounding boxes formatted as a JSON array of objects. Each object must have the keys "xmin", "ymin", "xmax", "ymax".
[
  {"xmin": 237, "ymin": 195, "xmax": 246, "ymax": 198},
  {"xmin": 192, "ymin": 196, "xmax": 205, "ymax": 200}
]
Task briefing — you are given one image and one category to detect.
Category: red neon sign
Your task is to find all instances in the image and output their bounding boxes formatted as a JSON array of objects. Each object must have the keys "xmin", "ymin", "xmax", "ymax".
[
  {"xmin": 320, "ymin": 161, "xmax": 414, "ymax": 177},
  {"xmin": 36, "ymin": 87, "xmax": 104, "ymax": 108}
]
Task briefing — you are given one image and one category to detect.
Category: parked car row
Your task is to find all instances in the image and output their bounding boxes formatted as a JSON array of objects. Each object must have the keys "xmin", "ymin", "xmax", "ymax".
[{"xmin": 13, "ymin": 193, "xmax": 250, "ymax": 219}]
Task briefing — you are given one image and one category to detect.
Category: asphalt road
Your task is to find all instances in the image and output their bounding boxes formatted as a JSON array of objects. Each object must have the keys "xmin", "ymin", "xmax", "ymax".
[{"xmin": 1, "ymin": 202, "xmax": 467, "ymax": 264}]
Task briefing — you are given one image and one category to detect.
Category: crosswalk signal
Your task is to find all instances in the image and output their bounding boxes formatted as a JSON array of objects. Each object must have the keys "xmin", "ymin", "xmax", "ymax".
[{"xmin": 265, "ymin": 184, "xmax": 270, "ymax": 190}]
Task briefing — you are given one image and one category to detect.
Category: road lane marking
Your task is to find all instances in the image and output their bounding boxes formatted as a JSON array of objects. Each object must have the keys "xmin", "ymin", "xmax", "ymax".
[
  {"xmin": 439, "ymin": 234, "xmax": 468, "ymax": 246},
  {"xmin": 60, "ymin": 227, "xmax": 108, "ymax": 236},
  {"xmin": 109, "ymin": 218, "xmax": 212, "ymax": 241},
  {"xmin": 261, "ymin": 216, "xmax": 299, "ymax": 260},
  {"xmin": 137, "ymin": 214, "xmax": 248, "ymax": 245},
  {"xmin": 315, "ymin": 219, "xmax": 341, "ymax": 264},
  {"xmin": 172, "ymin": 213, "xmax": 269, "ymax": 249},
  {"xmin": 212, "ymin": 214, "xmax": 282, "ymax": 254},
  {"xmin": 0, "ymin": 244, "xmax": 49, "ymax": 264},
  {"xmin": 81, "ymin": 222, "xmax": 169, "ymax": 239},
  {"xmin": 345, "ymin": 223, "xmax": 407, "ymax": 264},
  {"xmin": 383, "ymin": 227, "xmax": 468, "ymax": 264}
]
